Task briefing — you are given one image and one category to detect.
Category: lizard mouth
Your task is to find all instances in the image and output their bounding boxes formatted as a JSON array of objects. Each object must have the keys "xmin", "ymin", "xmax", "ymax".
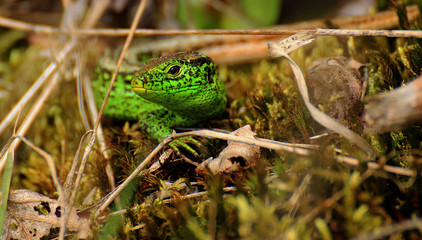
[
  {"xmin": 131, "ymin": 69, "xmax": 214, "ymax": 93},
  {"xmin": 131, "ymin": 86, "xmax": 152, "ymax": 95},
  {"xmin": 131, "ymin": 77, "xmax": 205, "ymax": 93},
  {"xmin": 132, "ymin": 85, "xmax": 202, "ymax": 94}
]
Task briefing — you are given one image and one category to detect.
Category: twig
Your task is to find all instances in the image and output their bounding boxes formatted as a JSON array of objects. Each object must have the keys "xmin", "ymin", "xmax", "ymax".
[
  {"xmin": 0, "ymin": 7, "xmax": 421, "ymax": 37},
  {"xmin": 94, "ymin": 127, "xmax": 415, "ymax": 218},
  {"xmin": 2, "ymin": 20, "xmax": 422, "ymax": 37},
  {"xmin": 315, "ymin": 28, "xmax": 422, "ymax": 38},
  {"xmin": 364, "ymin": 75, "xmax": 422, "ymax": 133},
  {"xmin": 17, "ymin": 136, "xmax": 64, "ymax": 199},
  {"xmin": 173, "ymin": 129, "xmax": 413, "ymax": 177},
  {"xmin": 338, "ymin": 156, "xmax": 415, "ymax": 177},
  {"xmin": 352, "ymin": 217, "xmax": 422, "ymax": 240}
]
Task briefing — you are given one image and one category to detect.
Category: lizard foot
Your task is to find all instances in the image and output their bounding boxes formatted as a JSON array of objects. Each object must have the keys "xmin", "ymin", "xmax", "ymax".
[
  {"xmin": 168, "ymin": 136, "xmax": 209, "ymax": 159},
  {"xmin": 149, "ymin": 137, "xmax": 210, "ymax": 172}
]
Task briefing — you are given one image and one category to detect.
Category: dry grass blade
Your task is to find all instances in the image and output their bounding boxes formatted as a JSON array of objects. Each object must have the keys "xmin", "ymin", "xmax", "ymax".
[
  {"xmin": 3, "ymin": 24, "xmax": 422, "ymax": 38},
  {"xmin": 269, "ymin": 30, "xmax": 316, "ymax": 53},
  {"xmin": 82, "ymin": 72, "xmax": 116, "ymax": 189},
  {"xmin": 95, "ymin": 125, "xmax": 414, "ymax": 219},
  {"xmin": 0, "ymin": 42, "xmax": 74, "ymax": 136},
  {"xmin": 57, "ymin": 0, "xmax": 118, "ymax": 236},
  {"xmin": 174, "ymin": 129, "xmax": 412, "ymax": 176},
  {"xmin": 80, "ymin": 0, "xmax": 149, "ymax": 218},
  {"xmin": 315, "ymin": 28, "xmax": 422, "ymax": 38},
  {"xmin": 0, "ymin": 73, "xmax": 61, "ymax": 172},
  {"xmin": 63, "ymin": 130, "xmax": 92, "ymax": 200},
  {"xmin": 0, "ymin": 4, "xmax": 419, "ymax": 37},
  {"xmin": 16, "ymin": 136, "xmax": 64, "ymax": 199},
  {"xmin": 0, "ymin": 16, "xmax": 58, "ymax": 35},
  {"xmin": 352, "ymin": 218, "xmax": 422, "ymax": 240}
]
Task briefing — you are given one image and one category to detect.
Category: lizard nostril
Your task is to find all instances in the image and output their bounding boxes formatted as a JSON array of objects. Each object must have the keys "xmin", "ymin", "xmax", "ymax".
[
  {"xmin": 132, "ymin": 76, "xmax": 147, "ymax": 87},
  {"xmin": 141, "ymin": 76, "xmax": 148, "ymax": 83},
  {"xmin": 131, "ymin": 79, "xmax": 140, "ymax": 88}
]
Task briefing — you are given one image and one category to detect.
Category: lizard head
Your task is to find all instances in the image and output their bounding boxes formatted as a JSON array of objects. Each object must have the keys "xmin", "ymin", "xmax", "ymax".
[{"xmin": 131, "ymin": 51, "xmax": 226, "ymax": 118}]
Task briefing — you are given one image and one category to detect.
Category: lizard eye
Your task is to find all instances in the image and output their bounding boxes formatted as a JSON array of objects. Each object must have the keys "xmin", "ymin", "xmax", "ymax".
[{"xmin": 167, "ymin": 65, "xmax": 181, "ymax": 75}]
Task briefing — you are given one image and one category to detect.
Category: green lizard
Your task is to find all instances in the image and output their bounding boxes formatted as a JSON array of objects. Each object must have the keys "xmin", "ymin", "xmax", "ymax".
[{"xmin": 92, "ymin": 51, "xmax": 227, "ymax": 151}]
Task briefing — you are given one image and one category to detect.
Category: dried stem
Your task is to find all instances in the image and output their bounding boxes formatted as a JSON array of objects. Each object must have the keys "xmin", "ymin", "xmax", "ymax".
[
  {"xmin": 94, "ymin": 127, "xmax": 414, "ymax": 219},
  {"xmin": 0, "ymin": 73, "xmax": 61, "ymax": 171},
  {"xmin": 17, "ymin": 136, "xmax": 64, "ymax": 199},
  {"xmin": 80, "ymin": 0, "xmax": 149, "ymax": 217}
]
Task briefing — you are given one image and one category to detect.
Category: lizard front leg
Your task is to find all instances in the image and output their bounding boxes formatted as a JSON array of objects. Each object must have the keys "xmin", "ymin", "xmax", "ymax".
[{"xmin": 138, "ymin": 108, "xmax": 205, "ymax": 158}]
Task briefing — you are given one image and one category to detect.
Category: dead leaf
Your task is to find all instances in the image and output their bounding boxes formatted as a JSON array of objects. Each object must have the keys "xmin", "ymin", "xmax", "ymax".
[
  {"xmin": 306, "ymin": 56, "xmax": 365, "ymax": 124},
  {"xmin": 1, "ymin": 189, "xmax": 90, "ymax": 240},
  {"xmin": 196, "ymin": 125, "xmax": 261, "ymax": 175}
]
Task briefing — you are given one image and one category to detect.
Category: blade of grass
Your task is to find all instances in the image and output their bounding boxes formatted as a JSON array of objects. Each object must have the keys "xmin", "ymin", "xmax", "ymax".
[{"xmin": 0, "ymin": 149, "xmax": 15, "ymax": 235}]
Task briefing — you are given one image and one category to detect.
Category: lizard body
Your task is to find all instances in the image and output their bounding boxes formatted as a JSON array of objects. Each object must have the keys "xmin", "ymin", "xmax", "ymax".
[{"xmin": 93, "ymin": 51, "xmax": 226, "ymax": 142}]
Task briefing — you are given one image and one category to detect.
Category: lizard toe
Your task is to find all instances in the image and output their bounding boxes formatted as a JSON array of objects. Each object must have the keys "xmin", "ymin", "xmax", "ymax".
[{"xmin": 168, "ymin": 136, "xmax": 209, "ymax": 159}]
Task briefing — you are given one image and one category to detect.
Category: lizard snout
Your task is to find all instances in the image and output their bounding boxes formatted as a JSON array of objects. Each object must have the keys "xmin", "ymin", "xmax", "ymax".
[{"xmin": 131, "ymin": 75, "xmax": 147, "ymax": 88}]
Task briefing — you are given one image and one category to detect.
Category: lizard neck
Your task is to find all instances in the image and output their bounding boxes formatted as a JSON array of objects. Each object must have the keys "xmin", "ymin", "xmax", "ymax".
[{"xmin": 169, "ymin": 80, "xmax": 226, "ymax": 124}]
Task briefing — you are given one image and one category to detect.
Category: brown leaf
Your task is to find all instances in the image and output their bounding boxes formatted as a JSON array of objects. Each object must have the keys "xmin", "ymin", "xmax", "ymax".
[
  {"xmin": 1, "ymin": 189, "xmax": 90, "ymax": 240},
  {"xmin": 306, "ymin": 56, "xmax": 365, "ymax": 124},
  {"xmin": 196, "ymin": 125, "xmax": 261, "ymax": 175}
]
